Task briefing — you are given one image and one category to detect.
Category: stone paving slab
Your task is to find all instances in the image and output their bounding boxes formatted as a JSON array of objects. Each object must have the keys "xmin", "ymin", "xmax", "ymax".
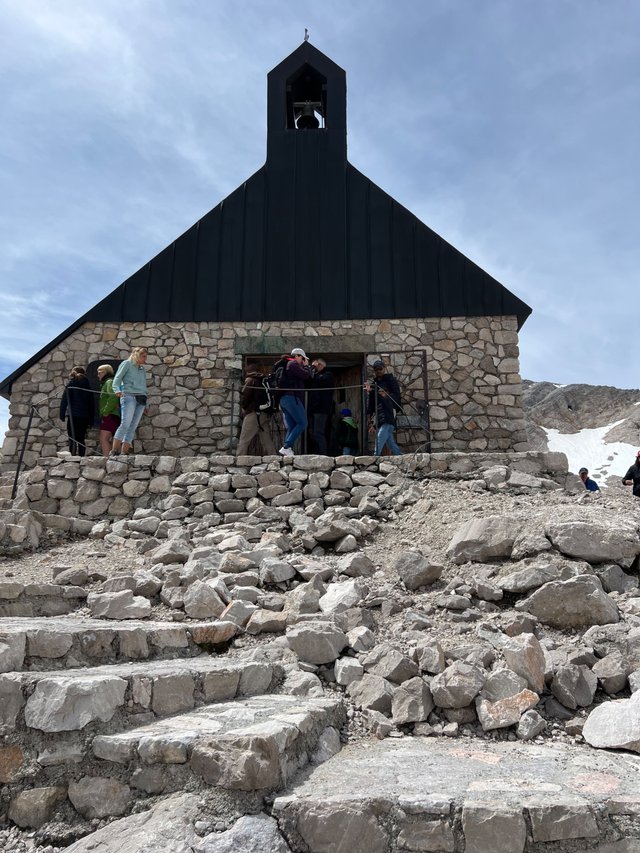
[
  {"xmin": 0, "ymin": 616, "xmax": 239, "ymax": 672},
  {"xmin": 93, "ymin": 694, "xmax": 346, "ymax": 792},
  {"xmin": 274, "ymin": 739, "xmax": 640, "ymax": 852}
]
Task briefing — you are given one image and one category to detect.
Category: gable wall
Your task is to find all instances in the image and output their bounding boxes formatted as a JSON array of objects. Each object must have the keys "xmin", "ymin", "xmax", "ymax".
[{"xmin": 1, "ymin": 316, "xmax": 528, "ymax": 468}]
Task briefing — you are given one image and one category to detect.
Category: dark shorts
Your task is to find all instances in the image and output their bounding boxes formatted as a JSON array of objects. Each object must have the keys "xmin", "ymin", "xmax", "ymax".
[{"xmin": 100, "ymin": 414, "xmax": 121, "ymax": 434}]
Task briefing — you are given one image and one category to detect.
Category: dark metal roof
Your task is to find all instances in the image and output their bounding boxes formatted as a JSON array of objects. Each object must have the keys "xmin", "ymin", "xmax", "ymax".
[{"xmin": 1, "ymin": 42, "xmax": 531, "ymax": 398}]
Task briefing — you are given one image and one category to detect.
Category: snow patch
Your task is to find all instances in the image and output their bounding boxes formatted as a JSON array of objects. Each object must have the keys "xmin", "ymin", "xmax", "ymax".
[{"xmin": 543, "ymin": 419, "xmax": 637, "ymax": 485}]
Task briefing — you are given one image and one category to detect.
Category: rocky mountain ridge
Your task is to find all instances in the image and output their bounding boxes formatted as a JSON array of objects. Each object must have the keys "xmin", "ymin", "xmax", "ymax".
[{"xmin": 523, "ymin": 379, "xmax": 640, "ymax": 461}]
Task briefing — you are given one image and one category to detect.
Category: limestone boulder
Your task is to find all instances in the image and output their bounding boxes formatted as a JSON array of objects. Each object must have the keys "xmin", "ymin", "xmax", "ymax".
[
  {"xmin": 68, "ymin": 776, "xmax": 131, "ymax": 818},
  {"xmin": 245, "ymin": 610, "xmax": 288, "ymax": 634},
  {"xmin": 348, "ymin": 674, "xmax": 395, "ymax": 715},
  {"xmin": 362, "ymin": 644, "xmax": 419, "ymax": 684},
  {"xmin": 394, "ymin": 549, "xmax": 443, "ymax": 590},
  {"xmin": 9, "ymin": 786, "xmax": 66, "ymax": 828},
  {"xmin": 413, "ymin": 639, "xmax": 445, "ymax": 674},
  {"xmin": 338, "ymin": 553, "xmax": 375, "ymax": 577},
  {"xmin": 546, "ymin": 518, "xmax": 640, "ymax": 568},
  {"xmin": 183, "ymin": 581, "xmax": 226, "ymax": 619},
  {"xmin": 446, "ymin": 516, "xmax": 521, "ymax": 564},
  {"xmin": 391, "ymin": 676, "xmax": 434, "ymax": 724},
  {"xmin": 583, "ymin": 691, "xmax": 640, "ymax": 752},
  {"xmin": 501, "ymin": 633, "xmax": 546, "ymax": 693},
  {"xmin": 516, "ymin": 575, "xmax": 619, "ymax": 628},
  {"xmin": 88, "ymin": 590, "xmax": 151, "ymax": 620},
  {"xmin": 517, "ymin": 709, "xmax": 546, "ymax": 740},
  {"xmin": 258, "ymin": 556, "xmax": 295, "ymax": 585},
  {"xmin": 319, "ymin": 578, "xmax": 368, "ymax": 614},
  {"xmin": 148, "ymin": 540, "xmax": 192, "ymax": 564},
  {"xmin": 430, "ymin": 661, "xmax": 486, "ymax": 709},
  {"xmin": 551, "ymin": 664, "xmax": 597, "ymax": 710},
  {"xmin": 592, "ymin": 651, "xmax": 629, "ymax": 695},
  {"xmin": 347, "ymin": 625, "xmax": 376, "ymax": 652},
  {"xmin": 198, "ymin": 814, "xmax": 291, "ymax": 852},
  {"xmin": 598, "ymin": 563, "xmax": 639, "ymax": 593},
  {"xmin": 286, "ymin": 621, "xmax": 348, "ymax": 664},
  {"xmin": 63, "ymin": 792, "xmax": 201, "ymax": 852},
  {"xmin": 335, "ymin": 657, "xmax": 364, "ymax": 687},
  {"xmin": 476, "ymin": 689, "xmax": 540, "ymax": 731},
  {"xmin": 498, "ymin": 559, "xmax": 588, "ymax": 593}
]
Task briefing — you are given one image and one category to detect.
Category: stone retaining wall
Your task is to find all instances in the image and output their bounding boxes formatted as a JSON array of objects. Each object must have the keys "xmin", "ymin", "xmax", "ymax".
[
  {"xmin": 1, "ymin": 315, "xmax": 528, "ymax": 468},
  {"xmin": 0, "ymin": 451, "xmax": 569, "ymax": 555}
]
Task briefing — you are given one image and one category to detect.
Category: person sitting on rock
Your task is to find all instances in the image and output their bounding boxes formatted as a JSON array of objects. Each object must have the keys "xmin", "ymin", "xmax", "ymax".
[
  {"xmin": 622, "ymin": 451, "xmax": 640, "ymax": 497},
  {"xmin": 579, "ymin": 467, "xmax": 599, "ymax": 492}
]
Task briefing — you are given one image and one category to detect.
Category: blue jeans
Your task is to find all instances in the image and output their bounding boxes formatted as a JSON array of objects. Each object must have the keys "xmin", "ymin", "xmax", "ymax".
[
  {"xmin": 279, "ymin": 395, "xmax": 308, "ymax": 449},
  {"xmin": 375, "ymin": 422, "xmax": 401, "ymax": 456},
  {"xmin": 114, "ymin": 394, "xmax": 145, "ymax": 445}
]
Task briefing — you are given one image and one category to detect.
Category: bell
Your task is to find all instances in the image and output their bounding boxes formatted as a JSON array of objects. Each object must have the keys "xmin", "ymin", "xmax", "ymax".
[{"xmin": 296, "ymin": 102, "xmax": 319, "ymax": 130}]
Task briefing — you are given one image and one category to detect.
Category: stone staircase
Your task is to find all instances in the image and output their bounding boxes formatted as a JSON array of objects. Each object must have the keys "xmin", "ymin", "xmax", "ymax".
[
  {"xmin": 1, "ymin": 611, "xmax": 345, "ymax": 830},
  {"xmin": 273, "ymin": 739, "xmax": 640, "ymax": 852},
  {"xmin": 0, "ymin": 615, "xmax": 249, "ymax": 670}
]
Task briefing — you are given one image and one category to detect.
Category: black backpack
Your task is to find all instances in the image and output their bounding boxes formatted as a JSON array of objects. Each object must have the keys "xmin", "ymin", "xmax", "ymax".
[{"xmin": 258, "ymin": 360, "xmax": 287, "ymax": 415}]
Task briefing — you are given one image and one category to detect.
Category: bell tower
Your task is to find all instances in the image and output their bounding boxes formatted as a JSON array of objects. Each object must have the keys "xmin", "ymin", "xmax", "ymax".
[
  {"xmin": 266, "ymin": 41, "xmax": 347, "ymax": 162},
  {"xmin": 262, "ymin": 42, "xmax": 349, "ymax": 311}
]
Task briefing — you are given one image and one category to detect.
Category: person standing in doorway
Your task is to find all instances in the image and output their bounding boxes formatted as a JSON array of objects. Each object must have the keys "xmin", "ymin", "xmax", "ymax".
[
  {"xmin": 111, "ymin": 346, "xmax": 149, "ymax": 456},
  {"xmin": 236, "ymin": 368, "xmax": 277, "ymax": 457},
  {"xmin": 278, "ymin": 348, "xmax": 311, "ymax": 457},
  {"xmin": 60, "ymin": 366, "xmax": 94, "ymax": 456},
  {"xmin": 308, "ymin": 357, "xmax": 334, "ymax": 455},
  {"xmin": 366, "ymin": 359, "xmax": 403, "ymax": 456}
]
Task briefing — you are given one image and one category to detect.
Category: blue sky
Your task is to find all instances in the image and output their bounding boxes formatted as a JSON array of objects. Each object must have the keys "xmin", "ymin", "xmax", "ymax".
[{"xmin": 1, "ymin": 1, "xmax": 639, "ymax": 439}]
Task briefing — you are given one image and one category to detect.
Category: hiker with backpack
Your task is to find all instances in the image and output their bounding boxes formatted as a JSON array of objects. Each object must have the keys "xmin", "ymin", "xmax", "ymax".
[
  {"xmin": 278, "ymin": 348, "xmax": 311, "ymax": 457},
  {"xmin": 236, "ymin": 368, "xmax": 277, "ymax": 456}
]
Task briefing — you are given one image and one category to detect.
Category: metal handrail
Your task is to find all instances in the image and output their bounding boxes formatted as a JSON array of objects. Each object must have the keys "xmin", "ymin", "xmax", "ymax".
[{"xmin": 5, "ymin": 377, "xmax": 432, "ymax": 483}]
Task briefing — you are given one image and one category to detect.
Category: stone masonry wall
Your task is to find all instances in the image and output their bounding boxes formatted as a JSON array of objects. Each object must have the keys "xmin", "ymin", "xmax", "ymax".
[
  {"xmin": 1, "ymin": 316, "xmax": 528, "ymax": 469},
  {"xmin": 4, "ymin": 450, "xmax": 568, "ymax": 546}
]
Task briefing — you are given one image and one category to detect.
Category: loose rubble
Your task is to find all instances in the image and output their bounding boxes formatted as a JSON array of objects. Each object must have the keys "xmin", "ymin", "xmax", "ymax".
[{"xmin": 1, "ymin": 449, "xmax": 640, "ymax": 851}]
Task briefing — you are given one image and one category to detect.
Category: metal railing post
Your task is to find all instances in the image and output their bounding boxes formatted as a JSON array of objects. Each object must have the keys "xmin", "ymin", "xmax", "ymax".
[
  {"xmin": 12, "ymin": 405, "xmax": 35, "ymax": 500},
  {"xmin": 65, "ymin": 387, "xmax": 76, "ymax": 454}
]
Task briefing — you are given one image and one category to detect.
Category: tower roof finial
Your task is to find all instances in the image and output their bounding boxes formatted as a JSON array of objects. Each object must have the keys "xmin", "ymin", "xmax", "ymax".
[{"xmin": 304, "ymin": 27, "xmax": 309, "ymax": 42}]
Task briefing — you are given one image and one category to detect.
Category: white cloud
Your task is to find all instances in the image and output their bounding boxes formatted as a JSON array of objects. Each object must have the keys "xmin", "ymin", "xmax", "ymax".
[{"xmin": 1, "ymin": 0, "xmax": 640, "ymax": 419}]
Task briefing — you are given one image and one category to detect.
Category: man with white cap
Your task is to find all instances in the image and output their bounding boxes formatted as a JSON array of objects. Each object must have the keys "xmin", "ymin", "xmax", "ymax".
[{"xmin": 278, "ymin": 348, "xmax": 311, "ymax": 456}]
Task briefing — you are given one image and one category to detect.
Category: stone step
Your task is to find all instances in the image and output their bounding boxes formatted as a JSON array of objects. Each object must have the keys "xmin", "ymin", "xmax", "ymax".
[
  {"xmin": 0, "ymin": 616, "xmax": 240, "ymax": 672},
  {"xmin": 1, "ymin": 652, "xmax": 280, "ymax": 748},
  {"xmin": 273, "ymin": 738, "xmax": 640, "ymax": 852},
  {"xmin": 3, "ymin": 695, "xmax": 345, "ymax": 831},
  {"xmin": 92, "ymin": 694, "xmax": 345, "ymax": 795}
]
